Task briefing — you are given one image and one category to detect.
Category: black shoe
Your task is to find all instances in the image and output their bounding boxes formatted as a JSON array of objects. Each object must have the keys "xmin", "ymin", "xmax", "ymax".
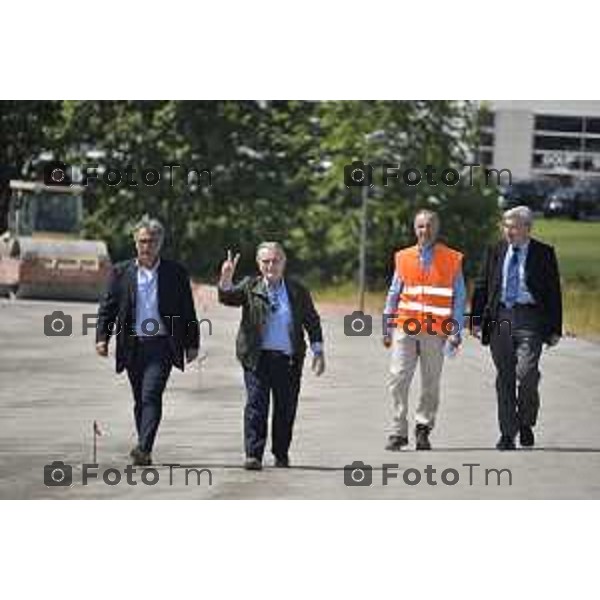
[
  {"xmin": 274, "ymin": 456, "xmax": 290, "ymax": 468},
  {"xmin": 415, "ymin": 425, "xmax": 432, "ymax": 450},
  {"xmin": 130, "ymin": 447, "xmax": 152, "ymax": 466},
  {"xmin": 519, "ymin": 426, "xmax": 535, "ymax": 447},
  {"xmin": 385, "ymin": 435, "xmax": 409, "ymax": 451},
  {"xmin": 244, "ymin": 457, "xmax": 263, "ymax": 471},
  {"xmin": 496, "ymin": 436, "xmax": 516, "ymax": 451}
]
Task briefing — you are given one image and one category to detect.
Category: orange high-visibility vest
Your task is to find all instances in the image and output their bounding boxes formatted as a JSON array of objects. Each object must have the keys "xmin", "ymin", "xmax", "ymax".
[{"xmin": 393, "ymin": 243, "xmax": 463, "ymax": 336}]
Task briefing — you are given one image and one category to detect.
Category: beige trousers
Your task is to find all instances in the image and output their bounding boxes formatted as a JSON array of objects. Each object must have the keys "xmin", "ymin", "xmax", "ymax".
[{"xmin": 387, "ymin": 330, "xmax": 446, "ymax": 438}]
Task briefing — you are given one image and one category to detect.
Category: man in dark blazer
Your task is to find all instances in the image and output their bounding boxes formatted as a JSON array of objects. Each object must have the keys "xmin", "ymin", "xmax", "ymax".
[
  {"xmin": 95, "ymin": 215, "xmax": 199, "ymax": 465},
  {"xmin": 218, "ymin": 242, "xmax": 325, "ymax": 470},
  {"xmin": 471, "ymin": 206, "xmax": 562, "ymax": 450}
]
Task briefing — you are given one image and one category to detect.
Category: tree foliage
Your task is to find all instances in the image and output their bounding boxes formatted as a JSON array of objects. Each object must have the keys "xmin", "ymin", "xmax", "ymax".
[
  {"xmin": 0, "ymin": 101, "xmax": 62, "ymax": 229},
  {"xmin": 0, "ymin": 100, "xmax": 499, "ymax": 286}
]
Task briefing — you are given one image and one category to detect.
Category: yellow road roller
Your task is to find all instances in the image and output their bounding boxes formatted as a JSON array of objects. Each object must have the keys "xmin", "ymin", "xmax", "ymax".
[{"xmin": 0, "ymin": 180, "xmax": 110, "ymax": 300}]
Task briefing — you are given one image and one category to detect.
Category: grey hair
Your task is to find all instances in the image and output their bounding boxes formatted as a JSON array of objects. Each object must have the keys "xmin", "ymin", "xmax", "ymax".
[
  {"xmin": 256, "ymin": 241, "xmax": 287, "ymax": 261},
  {"xmin": 504, "ymin": 205, "xmax": 533, "ymax": 228},
  {"xmin": 132, "ymin": 214, "xmax": 165, "ymax": 245},
  {"xmin": 414, "ymin": 209, "xmax": 440, "ymax": 232}
]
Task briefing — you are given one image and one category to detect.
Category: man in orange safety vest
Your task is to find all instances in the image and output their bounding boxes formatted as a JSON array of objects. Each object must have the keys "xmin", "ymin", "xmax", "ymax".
[{"xmin": 382, "ymin": 209, "xmax": 466, "ymax": 451}]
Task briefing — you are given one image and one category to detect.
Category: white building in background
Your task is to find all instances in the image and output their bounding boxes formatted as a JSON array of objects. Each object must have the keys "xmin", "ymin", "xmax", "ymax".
[{"xmin": 479, "ymin": 100, "xmax": 600, "ymax": 181}]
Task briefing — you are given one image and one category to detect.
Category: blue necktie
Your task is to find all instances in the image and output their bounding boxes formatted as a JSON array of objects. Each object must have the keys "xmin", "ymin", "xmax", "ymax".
[{"xmin": 505, "ymin": 246, "xmax": 520, "ymax": 308}]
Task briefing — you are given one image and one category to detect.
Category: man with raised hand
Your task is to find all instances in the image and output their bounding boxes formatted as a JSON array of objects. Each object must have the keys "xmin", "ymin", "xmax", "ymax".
[{"xmin": 218, "ymin": 242, "xmax": 324, "ymax": 471}]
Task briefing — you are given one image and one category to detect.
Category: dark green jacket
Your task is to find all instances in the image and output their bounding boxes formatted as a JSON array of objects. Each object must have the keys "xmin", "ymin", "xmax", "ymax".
[{"xmin": 218, "ymin": 276, "xmax": 323, "ymax": 371}]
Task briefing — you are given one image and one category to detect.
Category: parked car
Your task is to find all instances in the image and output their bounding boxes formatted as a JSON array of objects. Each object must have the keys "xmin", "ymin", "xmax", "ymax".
[
  {"xmin": 498, "ymin": 180, "xmax": 558, "ymax": 212},
  {"xmin": 543, "ymin": 187, "xmax": 579, "ymax": 218},
  {"xmin": 543, "ymin": 181, "xmax": 600, "ymax": 219}
]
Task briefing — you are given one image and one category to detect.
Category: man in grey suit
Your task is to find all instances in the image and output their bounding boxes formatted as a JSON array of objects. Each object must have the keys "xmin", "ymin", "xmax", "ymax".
[{"xmin": 471, "ymin": 206, "xmax": 562, "ymax": 450}]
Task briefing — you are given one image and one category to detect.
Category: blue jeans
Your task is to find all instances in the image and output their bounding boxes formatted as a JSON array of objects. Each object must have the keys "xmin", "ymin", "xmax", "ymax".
[
  {"xmin": 126, "ymin": 338, "xmax": 173, "ymax": 453},
  {"xmin": 243, "ymin": 351, "xmax": 302, "ymax": 460}
]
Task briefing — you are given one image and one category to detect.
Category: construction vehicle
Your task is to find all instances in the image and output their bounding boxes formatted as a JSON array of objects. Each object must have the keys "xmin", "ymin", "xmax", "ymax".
[{"xmin": 0, "ymin": 180, "xmax": 110, "ymax": 300}]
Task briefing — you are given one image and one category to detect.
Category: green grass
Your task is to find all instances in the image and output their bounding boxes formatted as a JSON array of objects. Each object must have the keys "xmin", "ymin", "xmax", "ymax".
[
  {"xmin": 534, "ymin": 218, "xmax": 600, "ymax": 337},
  {"xmin": 534, "ymin": 219, "xmax": 600, "ymax": 288},
  {"xmin": 314, "ymin": 219, "xmax": 600, "ymax": 338}
]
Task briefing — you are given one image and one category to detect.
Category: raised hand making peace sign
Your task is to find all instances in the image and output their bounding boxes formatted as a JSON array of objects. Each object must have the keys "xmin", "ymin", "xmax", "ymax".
[{"xmin": 219, "ymin": 249, "xmax": 241, "ymax": 288}]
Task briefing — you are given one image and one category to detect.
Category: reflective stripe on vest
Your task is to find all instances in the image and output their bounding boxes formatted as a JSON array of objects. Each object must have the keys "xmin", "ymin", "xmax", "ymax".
[
  {"xmin": 402, "ymin": 285, "xmax": 453, "ymax": 298},
  {"xmin": 397, "ymin": 301, "xmax": 452, "ymax": 317}
]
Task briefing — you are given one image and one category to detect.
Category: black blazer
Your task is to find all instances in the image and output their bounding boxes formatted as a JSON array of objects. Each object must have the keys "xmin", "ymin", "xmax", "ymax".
[
  {"xmin": 218, "ymin": 276, "xmax": 323, "ymax": 371},
  {"xmin": 470, "ymin": 238, "xmax": 562, "ymax": 345},
  {"xmin": 96, "ymin": 258, "xmax": 199, "ymax": 372}
]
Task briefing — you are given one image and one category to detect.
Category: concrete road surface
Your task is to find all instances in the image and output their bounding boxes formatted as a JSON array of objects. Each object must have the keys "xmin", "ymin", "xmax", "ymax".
[{"xmin": 1, "ymin": 294, "xmax": 599, "ymax": 499}]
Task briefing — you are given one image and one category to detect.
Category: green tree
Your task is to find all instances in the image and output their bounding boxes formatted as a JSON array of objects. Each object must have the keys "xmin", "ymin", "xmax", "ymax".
[
  {"xmin": 298, "ymin": 100, "xmax": 499, "ymax": 285},
  {"xmin": 35, "ymin": 100, "xmax": 498, "ymax": 288},
  {"xmin": 0, "ymin": 100, "xmax": 62, "ymax": 229}
]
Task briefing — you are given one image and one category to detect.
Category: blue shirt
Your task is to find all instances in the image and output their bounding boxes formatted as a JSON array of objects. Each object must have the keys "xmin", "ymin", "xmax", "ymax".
[
  {"xmin": 135, "ymin": 260, "xmax": 168, "ymax": 336},
  {"xmin": 261, "ymin": 280, "xmax": 294, "ymax": 355},
  {"xmin": 383, "ymin": 243, "xmax": 466, "ymax": 336},
  {"xmin": 501, "ymin": 240, "xmax": 535, "ymax": 305},
  {"xmin": 220, "ymin": 278, "xmax": 323, "ymax": 356},
  {"xmin": 259, "ymin": 279, "xmax": 323, "ymax": 356}
]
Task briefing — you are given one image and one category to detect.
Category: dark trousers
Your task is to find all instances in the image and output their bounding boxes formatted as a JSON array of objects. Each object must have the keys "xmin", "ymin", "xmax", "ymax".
[
  {"xmin": 243, "ymin": 351, "xmax": 303, "ymax": 461},
  {"xmin": 490, "ymin": 306, "xmax": 543, "ymax": 438},
  {"xmin": 126, "ymin": 337, "xmax": 173, "ymax": 453}
]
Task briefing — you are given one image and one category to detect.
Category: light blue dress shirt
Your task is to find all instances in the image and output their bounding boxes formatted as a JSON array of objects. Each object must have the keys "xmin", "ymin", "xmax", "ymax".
[
  {"xmin": 220, "ymin": 278, "xmax": 323, "ymax": 356},
  {"xmin": 500, "ymin": 240, "xmax": 535, "ymax": 306},
  {"xmin": 383, "ymin": 243, "xmax": 466, "ymax": 336},
  {"xmin": 261, "ymin": 280, "xmax": 294, "ymax": 355},
  {"xmin": 135, "ymin": 260, "xmax": 168, "ymax": 336}
]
